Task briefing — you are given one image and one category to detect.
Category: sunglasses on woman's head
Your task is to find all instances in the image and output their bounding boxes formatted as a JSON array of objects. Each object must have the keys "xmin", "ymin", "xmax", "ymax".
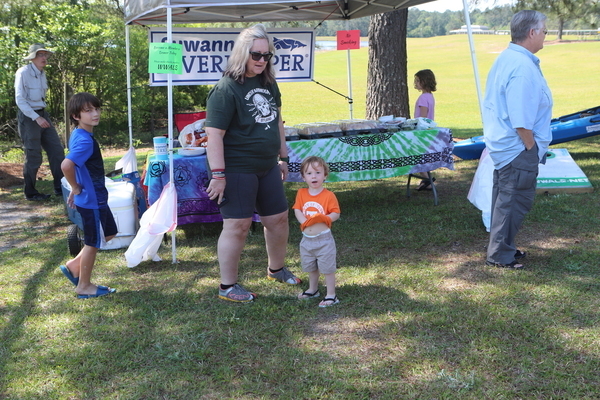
[{"xmin": 249, "ymin": 51, "xmax": 273, "ymax": 62}]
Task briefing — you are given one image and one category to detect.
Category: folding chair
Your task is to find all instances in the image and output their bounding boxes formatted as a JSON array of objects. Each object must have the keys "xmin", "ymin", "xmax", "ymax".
[{"xmin": 174, "ymin": 111, "xmax": 206, "ymax": 133}]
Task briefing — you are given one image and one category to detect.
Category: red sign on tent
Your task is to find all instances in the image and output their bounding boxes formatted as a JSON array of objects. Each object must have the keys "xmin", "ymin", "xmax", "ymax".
[{"xmin": 336, "ymin": 30, "xmax": 360, "ymax": 50}]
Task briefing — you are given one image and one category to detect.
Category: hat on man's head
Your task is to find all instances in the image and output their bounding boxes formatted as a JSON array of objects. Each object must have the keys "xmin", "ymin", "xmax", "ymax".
[{"xmin": 24, "ymin": 43, "xmax": 53, "ymax": 61}]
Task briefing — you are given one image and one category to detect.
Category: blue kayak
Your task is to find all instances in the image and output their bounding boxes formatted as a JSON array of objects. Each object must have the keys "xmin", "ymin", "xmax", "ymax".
[{"xmin": 453, "ymin": 105, "xmax": 600, "ymax": 160}]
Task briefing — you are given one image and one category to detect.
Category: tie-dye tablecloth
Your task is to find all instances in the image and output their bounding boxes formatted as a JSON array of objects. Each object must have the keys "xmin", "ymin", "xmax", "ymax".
[
  {"xmin": 144, "ymin": 153, "xmax": 220, "ymax": 224},
  {"xmin": 286, "ymin": 128, "xmax": 454, "ymax": 182},
  {"xmin": 144, "ymin": 153, "xmax": 262, "ymax": 225},
  {"xmin": 144, "ymin": 128, "xmax": 454, "ymax": 223}
]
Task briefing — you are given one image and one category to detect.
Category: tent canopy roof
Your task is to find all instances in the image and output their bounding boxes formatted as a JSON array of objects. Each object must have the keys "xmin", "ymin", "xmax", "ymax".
[{"xmin": 124, "ymin": 0, "xmax": 437, "ymax": 25}]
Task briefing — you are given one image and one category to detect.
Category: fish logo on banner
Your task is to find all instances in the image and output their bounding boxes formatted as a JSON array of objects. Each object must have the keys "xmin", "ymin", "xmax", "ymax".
[{"xmin": 273, "ymin": 37, "xmax": 307, "ymax": 50}]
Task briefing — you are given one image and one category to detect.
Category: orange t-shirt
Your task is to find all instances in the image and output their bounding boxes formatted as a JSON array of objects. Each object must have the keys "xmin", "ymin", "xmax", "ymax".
[{"xmin": 293, "ymin": 188, "xmax": 340, "ymax": 231}]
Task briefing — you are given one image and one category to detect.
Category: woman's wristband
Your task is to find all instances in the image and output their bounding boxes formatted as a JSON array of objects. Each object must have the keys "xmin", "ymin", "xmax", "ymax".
[
  {"xmin": 212, "ymin": 170, "xmax": 225, "ymax": 180},
  {"xmin": 279, "ymin": 156, "xmax": 289, "ymax": 163}
]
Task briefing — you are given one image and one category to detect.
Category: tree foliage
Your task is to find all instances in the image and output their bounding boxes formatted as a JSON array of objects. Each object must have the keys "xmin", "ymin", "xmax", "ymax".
[
  {"xmin": 0, "ymin": 0, "xmax": 208, "ymax": 145},
  {"xmin": 515, "ymin": 0, "xmax": 599, "ymax": 38},
  {"xmin": 0, "ymin": 1, "xmax": 596, "ymax": 145}
]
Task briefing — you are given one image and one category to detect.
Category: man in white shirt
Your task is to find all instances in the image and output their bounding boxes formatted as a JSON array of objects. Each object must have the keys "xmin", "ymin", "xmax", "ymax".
[
  {"xmin": 483, "ymin": 10, "xmax": 553, "ymax": 269},
  {"xmin": 15, "ymin": 43, "xmax": 65, "ymax": 201}
]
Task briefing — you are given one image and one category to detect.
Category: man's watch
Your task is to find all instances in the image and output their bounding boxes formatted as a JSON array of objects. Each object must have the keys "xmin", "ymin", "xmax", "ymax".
[{"xmin": 279, "ymin": 156, "xmax": 289, "ymax": 163}]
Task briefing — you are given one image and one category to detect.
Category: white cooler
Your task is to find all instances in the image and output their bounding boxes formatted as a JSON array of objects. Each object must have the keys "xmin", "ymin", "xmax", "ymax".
[{"xmin": 62, "ymin": 177, "xmax": 138, "ymax": 251}]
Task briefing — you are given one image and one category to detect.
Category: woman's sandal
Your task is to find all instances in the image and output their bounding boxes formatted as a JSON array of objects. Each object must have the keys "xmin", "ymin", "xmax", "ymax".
[
  {"xmin": 298, "ymin": 290, "xmax": 320, "ymax": 300},
  {"xmin": 319, "ymin": 296, "xmax": 340, "ymax": 308},
  {"xmin": 514, "ymin": 250, "xmax": 526, "ymax": 259},
  {"xmin": 486, "ymin": 260, "xmax": 524, "ymax": 270}
]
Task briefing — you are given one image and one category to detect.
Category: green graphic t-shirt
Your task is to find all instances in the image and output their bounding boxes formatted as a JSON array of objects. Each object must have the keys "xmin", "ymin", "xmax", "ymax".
[{"xmin": 206, "ymin": 75, "xmax": 282, "ymax": 173}]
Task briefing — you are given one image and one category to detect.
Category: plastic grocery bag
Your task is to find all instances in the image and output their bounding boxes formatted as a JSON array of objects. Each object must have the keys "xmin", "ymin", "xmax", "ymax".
[
  {"xmin": 124, "ymin": 182, "xmax": 177, "ymax": 268},
  {"xmin": 467, "ymin": 148, "xmax": 494, "ymax": 232},
  {"xmin": 115, "ymin": 146, "xmax": 138, "ymax": 173},
  {"xmin": 115, "ymin": 146, "xmax": 148, "ymax": 217},
  {"xmin": 416, "ymin": 117, "xmax": 437, "ymax": 130}
]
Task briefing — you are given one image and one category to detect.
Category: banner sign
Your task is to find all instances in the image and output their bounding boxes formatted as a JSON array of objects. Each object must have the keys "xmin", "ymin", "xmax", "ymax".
[
  {"xmin": 149, "ymin": 27, "xmax": 314, "ymax": 86},
  {"xmin": 148, "ymin": 43, "xmax": 183, "ymax": 74},
  {"xmin": 337, "ymin": 30, "xmax": 361, "ymax": 50}
]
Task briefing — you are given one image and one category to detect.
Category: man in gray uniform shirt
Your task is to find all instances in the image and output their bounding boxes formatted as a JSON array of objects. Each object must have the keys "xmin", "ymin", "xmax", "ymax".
[{"xmin": 15, "ymin": 43, "xmax": 65, "ymax": 201}]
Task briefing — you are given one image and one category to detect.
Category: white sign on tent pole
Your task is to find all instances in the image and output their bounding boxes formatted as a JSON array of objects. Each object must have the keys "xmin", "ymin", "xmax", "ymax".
[{"xmin": 149, "ymin": 27, "xmax": 315, "ymax": 86}]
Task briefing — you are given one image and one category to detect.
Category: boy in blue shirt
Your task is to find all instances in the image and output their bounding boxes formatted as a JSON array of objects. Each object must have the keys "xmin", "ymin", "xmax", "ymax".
[{"xmin": 59, "ymin": 92, "xmax": 117, "ymax": 299}]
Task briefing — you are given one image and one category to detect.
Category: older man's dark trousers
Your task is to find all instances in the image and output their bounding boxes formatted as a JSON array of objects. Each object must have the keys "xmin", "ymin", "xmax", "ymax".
[
  {"xmin": 17, "ymin": 110, "xmax": 65, "ymax": 197},
  {"xmin": 487, "ymin": 145, "xmax": 539, "ymax": 265}
]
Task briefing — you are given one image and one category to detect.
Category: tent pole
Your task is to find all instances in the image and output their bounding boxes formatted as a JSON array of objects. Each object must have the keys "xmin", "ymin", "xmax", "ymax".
[
  {"xmin": 462, "ymin": 0, "xmax": 484, "ymax": 124},
  {"xmin": 167, "ymin": 7, "xmax": 177, "ymax": 264},
  {"xmin": 126, "ymin": 25, "xmax": 133, "ymax": 148},
  {"xmin": 345, "ymin": 21, "xmax": 354, "ymax": 120}
]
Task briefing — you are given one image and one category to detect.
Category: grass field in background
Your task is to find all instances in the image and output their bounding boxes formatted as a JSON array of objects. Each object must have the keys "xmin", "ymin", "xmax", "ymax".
[
  {"xmin": 2, "ymin": 36, "xmax": 600, "ymax": 399},
  {"xmin": 280, "ymin": 35, "xmax": 600, "ymax": 135}
]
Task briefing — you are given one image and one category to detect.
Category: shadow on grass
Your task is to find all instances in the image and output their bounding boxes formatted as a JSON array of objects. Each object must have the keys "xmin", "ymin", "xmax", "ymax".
[
  {"xmin": 0, "ymin": 235, "xmax": 68, "ymax": 394},
  {"xmin": 4, "ymin": 142, "xmax": 600, "ymax": 397}
]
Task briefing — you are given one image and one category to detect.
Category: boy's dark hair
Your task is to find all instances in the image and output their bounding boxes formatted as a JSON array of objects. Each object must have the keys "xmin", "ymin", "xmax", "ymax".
[
  {"xmin": 300, "ymin": 156, "xmax": 330, "ymax": 176},
  {"xmin": 415, "ymin": 69, "xmax": 437, "ymax": 92},
  {"xmin": 68, "ymin": 92, "xmax": 101, "ymax": 126}
]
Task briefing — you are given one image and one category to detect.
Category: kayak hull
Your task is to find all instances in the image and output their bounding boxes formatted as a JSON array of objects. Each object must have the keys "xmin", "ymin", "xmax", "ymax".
[{"xmin": 453, "ymin": 106, "xmax": 600, "ymax": 160}]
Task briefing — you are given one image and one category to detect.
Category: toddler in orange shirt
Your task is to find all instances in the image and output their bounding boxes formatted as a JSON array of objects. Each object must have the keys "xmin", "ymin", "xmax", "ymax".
[{"xmin": 293, "ymin": 156, "xmax": 341, "ymax": 307}]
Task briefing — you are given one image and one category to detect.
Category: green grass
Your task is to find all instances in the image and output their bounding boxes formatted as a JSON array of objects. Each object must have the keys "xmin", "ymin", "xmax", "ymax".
[
  {"xmin": 2, "ymin": 37, "xmax": 600, "ymax": 399},
  {"xmin": 281, "ymin": 35, "xmax": 600, "ymax": 138}
]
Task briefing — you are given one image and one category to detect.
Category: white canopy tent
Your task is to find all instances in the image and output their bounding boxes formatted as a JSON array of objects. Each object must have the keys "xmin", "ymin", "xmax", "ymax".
[
  {"xmin": 125, "ymin": 0, "xmax": 440, "ymax": 25},
  {"xmin": 123, "ymin": 0, "xmax": 482, "ymax": 262}
]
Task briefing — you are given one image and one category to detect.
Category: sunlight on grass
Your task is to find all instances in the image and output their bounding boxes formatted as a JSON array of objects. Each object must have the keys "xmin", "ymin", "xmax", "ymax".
[
  {"xmin": 2, "ymin": 37, "xmax": 600, "ymax": 399},
  {"xmin": 281, "ymin": 36, "xmax": 600, "ymax": 137}
]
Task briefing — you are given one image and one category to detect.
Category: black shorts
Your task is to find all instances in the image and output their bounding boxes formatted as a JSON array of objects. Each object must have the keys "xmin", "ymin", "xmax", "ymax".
[
  {"xmin": 219, "ymin": 165, "xmax": 288, "ymax": 219},
  {"xmin": 77, "ymin": 205, "xmax": 118, "ymax": 248}
]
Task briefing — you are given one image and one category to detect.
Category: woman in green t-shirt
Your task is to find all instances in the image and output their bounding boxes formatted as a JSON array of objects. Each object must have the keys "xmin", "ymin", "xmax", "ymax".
[{"xmin": 205, "ymin": 24, "xmax": 301, "ymax": 303}]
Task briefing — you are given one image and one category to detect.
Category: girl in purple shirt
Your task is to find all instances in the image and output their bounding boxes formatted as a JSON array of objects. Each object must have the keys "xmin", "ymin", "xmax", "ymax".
[
  {"xmin": 413, "ymin": 69, "xmax": 437, "ymax": 120},
  {"xmin": 413, "ymin": 69, "xmax": 437, "ymax": 190}
]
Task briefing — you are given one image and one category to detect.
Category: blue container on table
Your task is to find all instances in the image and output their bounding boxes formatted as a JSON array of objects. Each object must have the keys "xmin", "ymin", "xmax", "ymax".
[{"xmin": 153, "ymin": 136, "xmax": 168, "ymax": 160}]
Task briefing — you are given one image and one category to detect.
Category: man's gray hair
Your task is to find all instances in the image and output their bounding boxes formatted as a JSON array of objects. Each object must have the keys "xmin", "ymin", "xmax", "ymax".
[{"xmin": 511, "ymin": 10, "xmax": 547, "ymax": 43}]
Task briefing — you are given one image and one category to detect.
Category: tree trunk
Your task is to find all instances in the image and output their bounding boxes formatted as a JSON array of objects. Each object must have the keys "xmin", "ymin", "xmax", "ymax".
[
  {"xmin": 366, "ymin": 8, "xmax": 409, "ymax": 120},
  {"xmin": 557, "ymin": 17, "xmax": 564, "ymax": 40}
]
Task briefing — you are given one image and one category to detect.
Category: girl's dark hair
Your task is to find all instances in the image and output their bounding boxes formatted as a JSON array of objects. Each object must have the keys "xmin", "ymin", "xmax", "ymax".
[
  {"xmin": 415, "ymin": 69, "xmax": 437, "ymax": 92},
  {"xmin": 68, "ymin": 92, "xmax": 101, "ymax": 126}
]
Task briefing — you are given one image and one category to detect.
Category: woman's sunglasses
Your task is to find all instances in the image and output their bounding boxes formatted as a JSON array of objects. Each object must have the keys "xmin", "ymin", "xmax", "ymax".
[{"xmin": 249, "ymin": 51, "xmax": 274, "ymax": 62}]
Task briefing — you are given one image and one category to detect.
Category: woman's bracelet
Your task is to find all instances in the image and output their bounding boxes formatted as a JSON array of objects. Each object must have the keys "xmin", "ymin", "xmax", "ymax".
[{"xmin": 212, "ymin": 170, "xmax": 225, "ymax": 180}]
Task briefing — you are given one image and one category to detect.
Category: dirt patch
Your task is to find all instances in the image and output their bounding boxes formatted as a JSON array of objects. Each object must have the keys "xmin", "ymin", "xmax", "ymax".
[
  {"xmin": 0, "ymin": 146, "xmax": 131, "ymax": 190},
  {"xmin": 0, "ymin": 162, "xmax": 52, "ymax": 189},
  {"xmin": 0, "ymin": 163, "xmax": 56, "ymax": 252},
  {"xmin": 0, "ymin": 147, "xmax": 131, "ymax": 252}
]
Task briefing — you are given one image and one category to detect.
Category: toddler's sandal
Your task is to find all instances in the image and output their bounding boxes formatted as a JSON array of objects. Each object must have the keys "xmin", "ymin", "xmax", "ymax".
[
  {"xmin": 298, "ymin": 290, "xmax": 320, "ymax": 300},
  {"xmin": 319, "ymin": 296, "xmax": 340, "ymax": 307}
]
